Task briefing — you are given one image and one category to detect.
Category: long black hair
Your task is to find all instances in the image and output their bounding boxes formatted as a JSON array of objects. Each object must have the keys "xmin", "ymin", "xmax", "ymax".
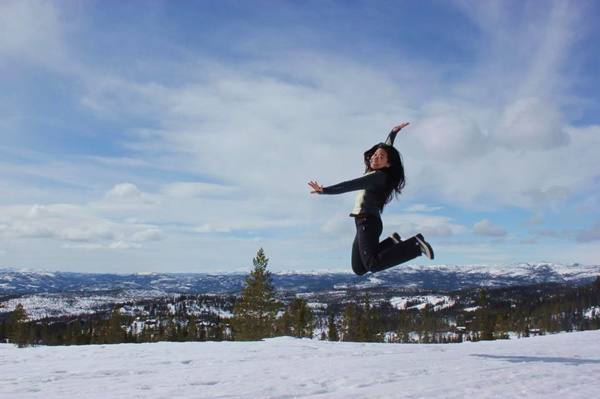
[{"xmin": 363, "ymin": 143, "xmax": 406, "ymax": 210}]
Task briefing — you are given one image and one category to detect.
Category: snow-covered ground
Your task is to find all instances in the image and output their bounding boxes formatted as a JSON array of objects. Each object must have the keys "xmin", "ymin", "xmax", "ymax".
[{"xmin": 2, "ymin": 331, "xmax": 599, "ymax": 398}]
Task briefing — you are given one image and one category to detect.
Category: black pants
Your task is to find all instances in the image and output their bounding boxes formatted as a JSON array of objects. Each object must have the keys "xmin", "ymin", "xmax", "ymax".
[{"xmin": 351, "ymin": 215, "xmax": 422, "ymax": 276}]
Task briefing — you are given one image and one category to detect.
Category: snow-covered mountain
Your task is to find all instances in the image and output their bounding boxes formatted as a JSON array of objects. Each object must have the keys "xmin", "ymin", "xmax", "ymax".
[{"xmin": 1, "ymin": 262, "xmax": 599, "ymax": 295}]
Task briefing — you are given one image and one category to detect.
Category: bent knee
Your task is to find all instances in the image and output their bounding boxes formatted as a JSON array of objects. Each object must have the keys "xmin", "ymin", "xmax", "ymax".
[
  {"xmin": 364, "ymin": 256, "xmax": 380, "ymax": 273},
  {"xmin": 351, "ymin": 262, "xmax": 368, "ymax": 276}
]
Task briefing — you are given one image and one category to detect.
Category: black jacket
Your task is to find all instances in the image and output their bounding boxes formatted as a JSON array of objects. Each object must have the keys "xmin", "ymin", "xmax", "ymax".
[{"xmin": 320, "ymin": 129, "xmax": 399, "ymax": 217}]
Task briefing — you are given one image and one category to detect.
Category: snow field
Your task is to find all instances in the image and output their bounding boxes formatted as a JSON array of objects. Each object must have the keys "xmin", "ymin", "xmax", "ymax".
[{"xmin": 1, "ymin": 330, "xmax": 599, "ymax": 399}]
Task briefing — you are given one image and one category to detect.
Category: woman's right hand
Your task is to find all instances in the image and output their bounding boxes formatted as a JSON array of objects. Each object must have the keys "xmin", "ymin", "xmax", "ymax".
[{"xmin": 308, "ymin": 180, "xmax": 324, "ymax": 194}]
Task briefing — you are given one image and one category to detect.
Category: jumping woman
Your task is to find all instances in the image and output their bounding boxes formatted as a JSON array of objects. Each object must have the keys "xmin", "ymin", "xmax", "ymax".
[{"xmin": 308, "ymin": 122, "xmax": 434, "ymax": 276}]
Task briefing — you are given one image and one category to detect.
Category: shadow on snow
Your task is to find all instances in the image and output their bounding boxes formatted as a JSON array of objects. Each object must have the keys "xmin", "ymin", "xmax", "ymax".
[{"xmin": 471, "ymin": 354, "xmax": 600, "ymax": 366}]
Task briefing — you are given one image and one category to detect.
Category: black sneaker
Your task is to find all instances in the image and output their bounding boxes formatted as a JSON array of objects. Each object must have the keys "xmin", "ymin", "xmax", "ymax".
[{"xmin": 415, "ymin": 234, "xmax": 434, "ymax": 260}]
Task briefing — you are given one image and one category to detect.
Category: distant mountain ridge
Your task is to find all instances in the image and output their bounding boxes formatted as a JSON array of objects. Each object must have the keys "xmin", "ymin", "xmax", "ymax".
[{"xmin": 1, "ymin": 263, "xmax": 599, "ymax": 295}]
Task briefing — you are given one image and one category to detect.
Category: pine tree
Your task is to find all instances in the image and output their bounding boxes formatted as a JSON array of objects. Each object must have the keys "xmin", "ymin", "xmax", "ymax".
[
  {"xmin": 356, "ymin": 302, "xmax": 369, "ymax": 341},
  {"xmin": 281, "ymin": 298, "xmax": 314, "ymax": 338},
  {"xmin": 66, "ymin": 320, "xmax": 82, "ymax": 345},
  {"xmin": 277, "ymin": 308, "xmax": 292, "ymax": 336},
  {"xmin": 327, "ymin": 310, "xmax": 339, "ymax": 341},
  {"xmin": 211, "ymin": 322, "xmax": 225, "ymax": 341},
  {"xmin": 106, "ymin": 308, "xmax": 126, "ymax": 344},
  {"xmin": 339, "ymin": 294, "xmax": 381, "ymax": 343},
  {"xmin": 8, "ymin": 303, "xmax": 30, "ymax": 348},
  {"xmin": 395, "ymin": 311, "xmax": 410, "ymax": 343},
  {"xmin": 341, "ymin": 303, "xmax": 357, "ymax": 341},
  {"xmin": 476, "ymin": 289, "xmax": 495, "ymax": 340},
  {"xmin": 231, "ymin": 248, "xmax": 279, "ymax": 340},
  {"xmin": 419, "ymin": 308, "xmax": 432, "ymax": 343},
  {"xmin": 357, "ymin": 294, "xmax": 380, "ymax": 342},
  {"xmin": 187, "ymin": 316, "xmax": 199, "ymax": 341},
  {"xmin": 593, "ymin": 276, "xmax": 600, "ymax": 300},
  {"xmin": 494, "ymin": 314, "xmax": 509, "ymax": 339}
]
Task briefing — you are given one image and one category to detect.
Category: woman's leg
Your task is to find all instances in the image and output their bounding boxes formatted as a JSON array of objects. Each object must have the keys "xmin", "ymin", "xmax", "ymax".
[
  {"xmin": 353, "ymin": 216, "xmax": 427, "ymax": 274},
  {"xmin": 354, "ymin": 216, "xmax": 384, "ymax": 273},
  {"xmin": 370, "ymin": 236, "xmax": 423, "ymax": 273},
  {"xmin": 378, "ymin": 233, "xmax": 400, "ymax": 253},
  {"xmin": 351, "ymin": 234, "xmax": 368, "ymax": 276}
]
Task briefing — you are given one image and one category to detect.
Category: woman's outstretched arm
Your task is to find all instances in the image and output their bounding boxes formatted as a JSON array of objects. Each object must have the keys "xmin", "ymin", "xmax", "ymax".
[
  {"xmin": 309, "ymin": 171, "xmax": 387, "ymax": 195},
  {"xmin": 385, "ymin": 122, "xmax": 410, "ymax": 146}
]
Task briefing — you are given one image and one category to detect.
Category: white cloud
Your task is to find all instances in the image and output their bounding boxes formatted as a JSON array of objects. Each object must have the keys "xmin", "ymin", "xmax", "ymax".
[
  {"xmin": 407, "ymin": 124, "xmax": 600, "ymax": 209},
  {"xmin": 106, "ymin": 183, "xmax": 143, "ymax": 200},
  {"xmin": 524, "ymin": 216, "xmax": 544, "ymax": 227},
  {"xmin": 523, "ymin": 185, "xmax": 570, "ymax": 204},
  {"xmin": 547, "ymin": 241, "xmax": 600, "ymax": 265},
  {"xmin": 473, "ymin": 219, "xmax": 507, "ymax": 237},
  {"xmin": 26, "ymin": 204, "xmax": 53, "ymax": 219},
  {"xmin": 536, "ymin": 228, "xmax": 564, "ymax": 238},
  {"xmin": 130, "ymin": 228, "xmax": 163, "ymax": 242},
  {"xmin": 411, "ymin": 105, "xmax": 489, "ymax": 162},
  {"xmin": 384, "ymin": 213, "xmax": 468, "ymax": 238},
  {"xmin": 576, "ymin": 221, "xmax": 600, "ymax": 243},
  {"xmin": 0, "ymin": 0, "xmax": 67, "ymax": 67},
  {"xmin": 320, "ymin": 217, "xmax": 349, "ymax": 235},
  {"xmin": 109, "ymin": 241, "xmax": 143, "ymax": 250},
  {"xmin": 403, "ymin": 204, "xmax": 443, "ymax": 213},
  {"xmin": 0, "ymin": 203, "xmax": 163, "ymax": 248},
  {"xmin": 62, "ymin": 241, "xmax": 143, "ymax": 251},
  {"xmin": 162, "ymin": 182, "xmax": 238, "ymax": 198},
  {"xmin": 494, "ymin": 97, "xmax": 568, "ymax": 150},
  {"xmin": 102, "ymin": 183, "xmax": 159, "ymax": 208},
  {"xmin": 192, "ymin": 224, "xmax": 232, "ymax": 234}
]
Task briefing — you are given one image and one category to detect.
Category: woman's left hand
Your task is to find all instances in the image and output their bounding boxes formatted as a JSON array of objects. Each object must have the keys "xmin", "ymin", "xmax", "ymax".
[
  {"xmin": 391, "ymin": 122, "xmax": 410, "ymax": 133},
  {"xmin": 308, "ymin": 180, "xmax": 324, "ymax": 194}
]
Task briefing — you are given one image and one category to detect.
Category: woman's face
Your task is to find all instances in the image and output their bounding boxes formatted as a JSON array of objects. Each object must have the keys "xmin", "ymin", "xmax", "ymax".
[{"xmin": 369, "ymin": 148, "xmax": 390, "ymax": 170}]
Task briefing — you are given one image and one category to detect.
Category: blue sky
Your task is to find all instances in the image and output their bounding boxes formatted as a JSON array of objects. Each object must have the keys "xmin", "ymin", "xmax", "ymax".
[{"xmin": 1, "ymin": 0, "xmax": 599, "ymax": 273}]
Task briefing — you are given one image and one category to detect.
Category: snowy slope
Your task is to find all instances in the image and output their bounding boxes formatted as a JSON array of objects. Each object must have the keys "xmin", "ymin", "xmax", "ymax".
[{"xmin": 1, "ymin": 331, "xmax": 599, "ymax": 399}]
